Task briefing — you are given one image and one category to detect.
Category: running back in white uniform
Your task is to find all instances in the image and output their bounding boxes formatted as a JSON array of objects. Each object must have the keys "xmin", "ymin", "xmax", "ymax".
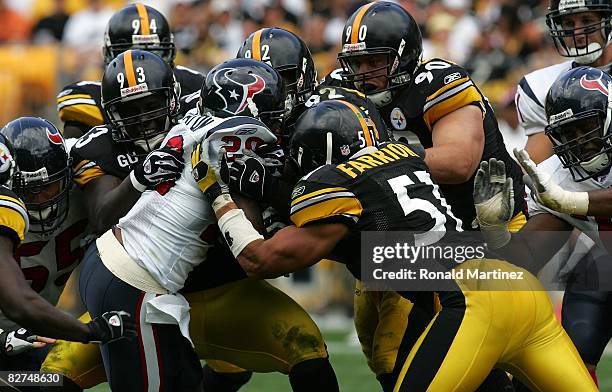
[
  {"xmin": 118, "ymin": 113, "xmax": 277, "ymax": 292},
  {"xmin": 516, "ymin": 61, "xmax": 574, "ymax": 136},
  {"xmin": 528, "ymin": 154, "xmax": 612, "ymax": 254}
]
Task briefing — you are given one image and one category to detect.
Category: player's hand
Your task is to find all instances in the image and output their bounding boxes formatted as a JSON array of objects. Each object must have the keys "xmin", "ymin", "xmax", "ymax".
[
  {"xmin": 131, "ymin": 146, "xmax": 184, "ymax": 192},
  {"xmin": 0, "ymin": 328, "xmax": 56, "ymax": 356},
  {"xmin": 514, "ymin": 148, "xmax": 588, "ymax": 215},
  {"xmin": 87, "ymin": 311, "xmax": 137, "ymax": 344},
  {"xmin": 192, "ymin": 139, "xmax": 230, "ymax": 203},
  {"xmin": 473, "ymin": 158, "xmax": 514, "ymax": 248},
  {"xmin": 227, "ymin": 149, "xmax": 280, "ymax": 201}
]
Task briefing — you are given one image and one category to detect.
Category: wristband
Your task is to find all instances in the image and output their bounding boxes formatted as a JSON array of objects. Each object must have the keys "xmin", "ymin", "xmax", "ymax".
[
  {"xmin": 130, "ymin": 171, "xmax": 147, "ymax": 193},
  {"xmin": 212, "ymin": 193, "xmax": 234, "ymax": 214},
  {"xmin": 217, "ymin": 208, "xmax": 264, "ymax": 258}
]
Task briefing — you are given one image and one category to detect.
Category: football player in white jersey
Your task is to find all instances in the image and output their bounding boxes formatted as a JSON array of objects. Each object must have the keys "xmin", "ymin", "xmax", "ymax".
[
  {"xmin": 516, "ymin": 0, "xmax": 611, "ymax": 164},
  {"xmin": 475, "ymin": 66, "xmax": 612, "ymax": 386},
  {"xmin": 76, "ymin": 57, "xmax": 338, "ymax": 391},
  {"xmin": 0, "ymin": 120, "xmax": 135, "ymax": 373}
]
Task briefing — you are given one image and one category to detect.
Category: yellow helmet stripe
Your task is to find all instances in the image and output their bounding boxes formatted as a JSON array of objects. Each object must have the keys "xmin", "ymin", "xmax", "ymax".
[
  {"xmin": 336, "ymin": 100, "xmax": 373, "ymax": 147},
  {"xmin": 123, "ymin": 50, "xmax": 137, "ymax": 87},
  {"xmin": 351, "ymin": 2, "xmax": 375, "ymax": 44},
  {"xmin": 136, "ymin": 3, "xmax": 150, "ymax": 35},
  {"xmin": 252, "ymin": 29, "xmax": 264, "ymax": 60}
]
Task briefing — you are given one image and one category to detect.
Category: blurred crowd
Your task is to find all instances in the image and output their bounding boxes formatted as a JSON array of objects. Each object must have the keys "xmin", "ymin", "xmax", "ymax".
[{"xmin": 0, "ymin": 0, "xmax": 556, "ymax": 146}]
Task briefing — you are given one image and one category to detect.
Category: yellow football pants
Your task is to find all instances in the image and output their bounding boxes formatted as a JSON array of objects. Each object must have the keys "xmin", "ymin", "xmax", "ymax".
[
  {"xmin": 393, "ymin": 259, "xmax": 597, "ymax": 392},
  {"xmin": 41, "ymin": 279, "xmax": 327, "ymax": 388}
]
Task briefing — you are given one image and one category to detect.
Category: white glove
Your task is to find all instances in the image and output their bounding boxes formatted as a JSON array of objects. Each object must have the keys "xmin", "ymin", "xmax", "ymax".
[
  {"xmin": 514, "ymin": 148, "xmax": 589, "ymax": 215},
  {"xmin": 473, "ymin": 158, "xmax": 514, "ymax": 249}
]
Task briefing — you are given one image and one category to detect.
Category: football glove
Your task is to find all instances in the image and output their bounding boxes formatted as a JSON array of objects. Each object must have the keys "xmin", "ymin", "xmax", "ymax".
[
  {"xmin": 87, "ymin": 311, "xmax": 137, "ymax": 344},
  {"xmin": 131, "ymin": 146, "xmax": 184, "ymax": 192},
  {"xmin": 0, "ymin": 328, "xmax": 51, "ymax": 356},
  {"xmin": 192, "ymin": 140, "xmax": 231, "ymax": 211},
  {"xmin": 227, "ymin": 149, "xmax": 278, "ymax": 201},
  {"xmin": 514, "ymin": 148, "xmax": 588, "ymax": 215},
  {"xmin": 473, "ymin": 158, "xmax": 514, "ymax": 249}
]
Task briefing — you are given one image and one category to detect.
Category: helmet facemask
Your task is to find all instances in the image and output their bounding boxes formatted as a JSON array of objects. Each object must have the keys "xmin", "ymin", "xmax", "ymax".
[
  {"xmin": 547, "ymin": 10, "xmax": 612, "ymax": 64},
  {"xmin": 338, "ymin": 47, "xmax": 417, "ymax": 107},
  {"xmin": 14, "ymin": 163, "xmax": 72, "ymax": 236},
  {"xmin": 546, "ymin": 89, "xmax": 612, "ymax": 181},
  {"xmin": 106, "ymin": 88, "xmax": 178, "ymax": 154}
]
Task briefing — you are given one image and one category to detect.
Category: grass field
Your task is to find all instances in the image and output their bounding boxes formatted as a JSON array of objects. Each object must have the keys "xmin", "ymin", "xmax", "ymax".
[{"xmin": 87, "ymin": 326, "xmax": 612, "ymax": 391}]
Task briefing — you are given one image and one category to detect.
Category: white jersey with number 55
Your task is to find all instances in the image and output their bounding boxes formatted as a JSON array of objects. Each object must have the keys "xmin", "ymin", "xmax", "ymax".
[{"xmin": 118, "ymin": 114, "xmax": 277, "ymax": 292}]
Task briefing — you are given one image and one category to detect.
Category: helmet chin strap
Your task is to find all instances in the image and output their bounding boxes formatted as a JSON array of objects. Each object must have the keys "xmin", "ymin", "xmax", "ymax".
[
  {"xmin": 572, "ymin": 42, "xmax": 604, "ymax": 64},
  {"xmin": 369, "ymin": 90, "xmax": 393, "ymax": 107}
]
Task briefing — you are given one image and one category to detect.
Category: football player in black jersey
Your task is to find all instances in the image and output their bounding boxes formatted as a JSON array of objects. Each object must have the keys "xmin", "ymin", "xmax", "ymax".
[
  {"xmin": 57, "ymin": 3, "xmax": 204, "ymax": 138},
  {"xmin": 0, "ymin": 133, "xmax": 134, "ymax": 365},
  {"xmin": 43, "ymin": 56, "xmax": 339, "ymax": 392},
  {"xmin": 196, "ymin": 99, "xmax": 597, "ymax": 392},
  {"xmin": 336, "ymin": 1, "xmax": 525, "ymax": 233}
]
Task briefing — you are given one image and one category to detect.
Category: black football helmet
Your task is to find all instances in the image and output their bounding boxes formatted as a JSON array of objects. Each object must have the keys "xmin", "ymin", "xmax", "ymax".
[
  {"xmin": 102, "ymin": 49, "xmax": 180, "ymax": 153},
  {"xmin": 237, "ymin": 28, "xmax": 316, "ymax": 113},
  {"xmin": 545, "ymin": 66, "xmax": 612, "ymax": 181},
  {"xmin": 337, "ymin": 1, "xmax": 423, "ymax": 107},
  {"xmin": 0, "ymin": 134, "xmax": 15, "ymax": 188},
  {"xmin": 199, "ymin": 58, "xmax": 287, "ymax": 136},
  {"xmin": 0, "ymin": 117, "xmax": 72, "ymax": 235},
  {"xmin": 546, "ymin": 0, "xmax": 612, "ymax": 64},
  {"xmin": 103, "ymin": 3, "xmax": 176, "ymax": 65},
  {"xmin": 289, "ymin": 99, "xmax": 383, "ymax": 175}
]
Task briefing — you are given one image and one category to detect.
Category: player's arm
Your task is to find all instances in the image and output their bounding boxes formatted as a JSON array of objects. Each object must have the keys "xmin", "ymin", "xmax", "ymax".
[
  {"xmin": 426, "ymin": 104, "xmax": 484, "ymax": 183},
  {"xmin": 83, "ymin": 174, "xmax": 142, "ymax": 234},
  {"xmin": 524, "ymin": 133, "xmax": 554, "ymax": 165},
  {"xmin": 417, "ymin": 62, "xmax": 485, "ymax": 184},
  {"xmin": 0, "ymin": 193, "xmax": 134, "ymax": 344},
  {"xmin": 217, "ymin": 206, "xmax": 348, "ymax": 279}
]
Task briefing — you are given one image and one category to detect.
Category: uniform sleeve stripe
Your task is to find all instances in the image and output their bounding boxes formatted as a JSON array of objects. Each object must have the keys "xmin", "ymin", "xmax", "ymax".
[
  {"xmin": 0, "ymin": 196, "xmax": 27, "ymax": 217},
  {"xmin": 57, "ymin": 98, "xmax": 98, "ymax": 110},
  {"xmin": 423, "ymin": 80, "xmax": 475, "ymax": 113},
  {"xmin": 74, "ymin": 160, "xmax": 99, "ymax": 177},
  {"xmin": 291, "ymin": 186, "xmax": 349, "ymax": 206},
  {"xmin": 57, "ymin": 94, "xmax": 94, "ymax": 103},
  {"xmin": 58, "ymin": 105, "xmax": 104, "ymax": 126},
  {"xmin": 74, "ymin": 167, "xmax": 106, "ymax": 187},
  {"xmin": 0, "ymin": 202, "xmax": 29, "ymax": 238},
  {"xmin": 290, "ymin": 197, "xmax": 363, "ymax": 228},
  {"xmin": 518, "ymin": 77, "xmax": 542, "ymax": 108},
  {"xmin": 423, "ymin": 85, "xmax": 483, "ymax": 130},
  {"xmin": 425, "ymin": 76, "xmax": 470, "ymax": 102},
  {"xmin": 291, "ymin": 191, "xmax": 357, "ymax": 215}
]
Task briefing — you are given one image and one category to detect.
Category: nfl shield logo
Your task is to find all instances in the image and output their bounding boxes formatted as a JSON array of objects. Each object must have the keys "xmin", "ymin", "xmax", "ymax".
[{"xmin": 340, "ymin": 145, "xmax": 351, "ymax": 156}]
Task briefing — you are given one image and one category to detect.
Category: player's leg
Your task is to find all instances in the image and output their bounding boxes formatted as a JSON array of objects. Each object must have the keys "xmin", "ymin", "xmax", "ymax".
[
  {"xmin": 40, "ymin": 313, "xmax": 106, "ymax": 391},
  {"xmin": 507, "ymin": 288, "xmax": 597, "ymax": 392},
  {"xmin": 186, "ymin": 279, "xmax": 338, "ymax": 391},
  {"xmin": 80, "ymin": 243, "xmax": 202, "ymax": 391},
  {"xmin": 202, "ymin": 360, "xmax": 253, "ymax": 392}
]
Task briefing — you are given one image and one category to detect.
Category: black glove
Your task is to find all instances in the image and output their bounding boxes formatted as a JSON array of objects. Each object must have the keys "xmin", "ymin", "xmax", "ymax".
[
  {"xmin": 87, "ymin": 311, "xmax": 137, "ymax": 344},
  {"xmin": 0, "ymin": 328, "xmax": 38, "ymax": 356},
  {"xmin": 131, "ymin": 146, "xmax": 184, "ymax": 192},
  {"xmin": 226, "ymin": 146, "xmax": 282, "ymax": 200}
]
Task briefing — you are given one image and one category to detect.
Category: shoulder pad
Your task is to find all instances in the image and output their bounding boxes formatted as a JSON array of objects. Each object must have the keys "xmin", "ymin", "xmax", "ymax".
[
  {"xmin": 57, "ymin": 80, "xmax": 104, "ymax": 127},
  {"xmin": 0, "ymin": 185, "xmax": 28, "ymax": 245}
]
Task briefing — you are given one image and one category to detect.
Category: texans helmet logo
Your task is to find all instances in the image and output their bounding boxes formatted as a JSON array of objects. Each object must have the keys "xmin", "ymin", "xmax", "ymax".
[
  {"xmin": 580, "ymin": 72, "xmax": 609, "ymax": 97},
  {"xmin": 46, "ymin": 127, "xmax": 64, "ymax": 145},
  {"xmin": 214, "ymin": 68, "xmax": 266, "ymax": 115}
]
